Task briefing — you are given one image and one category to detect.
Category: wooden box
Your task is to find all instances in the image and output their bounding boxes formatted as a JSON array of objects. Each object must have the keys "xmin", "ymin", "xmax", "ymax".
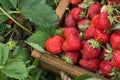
[{"xmin": 31, "ymin": 0, "xmax": 108, "ymax": 80}]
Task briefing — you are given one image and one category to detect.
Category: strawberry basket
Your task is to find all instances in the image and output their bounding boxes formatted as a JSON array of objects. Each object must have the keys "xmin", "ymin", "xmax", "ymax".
[{"xmin": 31, "ymin": 0, "xmax": 120, "ymax": 80}]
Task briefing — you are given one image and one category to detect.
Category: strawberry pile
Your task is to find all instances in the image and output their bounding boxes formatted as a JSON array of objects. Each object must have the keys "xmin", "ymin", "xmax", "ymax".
[{"xmin": 45, "ymin": 0, "xmax": 120, "ymax": 79}]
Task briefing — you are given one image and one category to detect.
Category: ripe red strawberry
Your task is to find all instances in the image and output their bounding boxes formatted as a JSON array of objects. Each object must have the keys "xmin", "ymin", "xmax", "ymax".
[
  {"xmin": 84, "ymin": 25, "xmax": 96, "ymax": 39},
  {"xmin": 65, "ymin": 14, "xmax": 77, "ymax": 27},
  {"xmin": 107, "ymin": 0, "xmax": 120, "ymax": 5},
  {"xmin": 6, "ymin": 19, "xmax": 14, "ymax": 25},
  {"xmin": 110, "ymin": 32, "xmax": 120, "ymax": 50},
  {"xmin": 113, "ymin": 49, "xmax": 120, "ymax": 69},
  {"xmin": 88, "ymin": 4, "xmax": 102, "ymax": 19},
  {"xmin": 94, "ymin": 29, "xmax": 109, "ymax": 43},
  {"xmin": 70, "ymin": 7, "xmax": 84, "ymax": 20},
  {"xmin": 62, "ymin": 27, "xmax": 79, "ymax": 38},
  {"xmin": 69, "ymin": 0, "xmax": 83, "ymax": 5},
  {"xmin": 100, "ymin": 61, "xmax": 113, "ymax": 76},
  {"xmin": 77, "ymin": 18, "xmax": 90, "ymax": 31},
  {"xmin": 64, "ymin": 51, "xmax": 80, "ymax": 64},
  {"xmin": 93, "ymin": 12, "xmax": 112, "ymax": 30},
  {"xmin": 62, "ymin": 35, "xmax": 82, "ymax": 52},
  {"xmin": 79, "ymin": 58, "xmax": 100, "ymax": 70},
  {"xmin": 45, "ymin": 35, "xmax": 64, "ymax": 54},
  {"xmin": 82, "ymin": 39, "xmax": 101, "ymax": 59}
]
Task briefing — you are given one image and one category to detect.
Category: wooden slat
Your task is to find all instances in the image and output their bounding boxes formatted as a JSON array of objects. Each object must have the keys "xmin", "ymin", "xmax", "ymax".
[
  {"xmin": 32, "ymin": 50, "xmax": 108, "ymax": 80},
  {"xmin": 55, "ymin": 0, "xmax": 69, "ymax": 25}
]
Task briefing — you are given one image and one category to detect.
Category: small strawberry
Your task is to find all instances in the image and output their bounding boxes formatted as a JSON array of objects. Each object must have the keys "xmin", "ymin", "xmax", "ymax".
[
  {"xmin": 65, "ymin": 14, "xmax": 77, "ymax": 27},
  {"xmin": 77, "ymin": 18, "xmax": 90, "ymax": 31},
  {"xmin": 110, "ymin": 32, "xmax": 120, "ymax": 50},
  {"xmin": 45, "ymin": 35, "xmax": 64, "ymax": 54},
  {"xmin": 64, "ymin": 51, "xmax": 80, "ymax": 64},
  {"xmin": 62, "ymin": 35, "xmax": 82, "ymax": 52},
  {"xmin": 100, "ymin": 61, "xmax": 113, "ymax": 76},
  {"xmin": 62, "ymin": 27, "xmax": 79, "ymax": 38},
  {"xmin": 92, "ymin": 12, "xmax": 112, "ymax": 30},
  {"xmin": 69, "ymin": 0, "xmax": 83, "ymax": 5},
  {"xmin": 84, "ymin": 25, "xmax": 96, "ymax": 39},
  {"xmin": 107, "ymin": 0, "xmax": 120, "ymax": 5},
  {"xmin": 113, "ymin": 49, "xmax": 120, "ymax": 70},
  {"xmin": 6, "ymin": 19, "xmax": 14, "ymax": 25},
  {"xmin": 79, "ymin": 58, "xmax": 100, "ymax": 70},
  {"xmin": 82, "ymin": 39, "xmax": 101, "ymax": 59},
  {"xmin": 70, "ymin": 7, "xmax": 84, "ymax": 20},
  {"xmin": 88, "ymin": 3, "xmax": 102, "ymax": 19},
  {"xmin": 94, "ymin": 29, "xmax": 109, "ymax": 43}
]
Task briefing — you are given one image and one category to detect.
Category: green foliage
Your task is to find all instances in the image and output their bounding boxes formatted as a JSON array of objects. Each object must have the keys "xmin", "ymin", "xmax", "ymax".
[
  {"xmin": 2, "ymin": 57, "xmax": 28, "ymax": 80},
  {"xmin": 21, "ymin": 0, "xmax": 58, "ymax": 27},
  {"xmin": 0, "ymin": 43, "xmax": 9, "ymax": 65}
]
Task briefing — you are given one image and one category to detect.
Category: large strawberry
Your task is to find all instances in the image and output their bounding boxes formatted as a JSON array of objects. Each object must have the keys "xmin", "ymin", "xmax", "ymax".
[
  {"xmin": 77, "ymin": 18, "xmax": 90, "ymax": 31},
  {"xmin": 113, "ymin": 49, "xmax": 120, "ymax": 70},
  {"xmin": 82, "ymin": 39, "xmax": 101, "ymax": 59},
  {"xmin": 110, "ymin": 32, "xmax": 120, "ymax": 50},
  {"xmin": 70, "ymin": 7, "xmax": 84, "ymax": 20},
  {"xmin": 62, "ymin": 34, "xmax": 82, "ymax": 52},
  {"xmin": 45, "ymin": 35, "xmax": 64, "ymax": 54},
  {"xmin": 62, "ymin": 27, "xmax": 79, "ymax": 38},
  {"xmin": 64, "ymin": 51, "xmax": 80, "ymax": 64},
  {"xmin": 92, "ymin": 12, "xmax": 112, "ymax": 30},
  {"xmin": 94, "ymin": 29, "xmax": 109, "ymax": 43},
  {"xmin": 69, "ymin": 0, "xmax": 83, "ymax": 5},
  {"xmin": 79, "ymin": 58, "xmax": 100, "ymax": 70},
  {"xmin": 84, "ymin": 25, "xmax": 96, "ymax": 39},
  {"xmin": 100, "ymin": 61, "xmax": 113, "ymax": 76},
  {"xmin": 87, "ymin": 3, "xmax": 102, "ymax": 19},
  {"xmin": 65, "ymin": 14, "xmax": 77, "ymax": 27}
]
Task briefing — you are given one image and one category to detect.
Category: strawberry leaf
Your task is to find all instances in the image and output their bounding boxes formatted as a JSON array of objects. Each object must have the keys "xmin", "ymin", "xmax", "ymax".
[
  {"xmin": 112, "ymin": 24, "xmax": 120, "ymax": 30},
  {"xmin": 2, "ymin": 57, "xmax": 28, "ymax": 79},
  {"xmin": 20, "ymin": 0, "xmax": 58, "ymax": 27},
  {"xmin": 75, "ymin": 74, "xmax": 92, "ymax": 80},
  {"xmin": 0, "ymin": 43, "xmax": 9, "ymax": 66},
  {"xmin": 0, "ymin": 13, "xmax": 8, "ymax": 24}
]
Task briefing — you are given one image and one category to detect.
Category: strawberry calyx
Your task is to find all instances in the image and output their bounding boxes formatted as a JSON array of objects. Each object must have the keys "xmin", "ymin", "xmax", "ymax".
[
  {"xmin": 87, "ymin": 39, "xmax": 100, "ymax": 48},
  {"xmin": 110, "ymin": 68, "xmax": 120, "ymax": 80},
  {"xmin": 78, "ymin": 20, "xmax": 90, "ymax": 31},
  {"xmin": 64, "ymin": 55, "xmax": 73, "ymax": 64}
]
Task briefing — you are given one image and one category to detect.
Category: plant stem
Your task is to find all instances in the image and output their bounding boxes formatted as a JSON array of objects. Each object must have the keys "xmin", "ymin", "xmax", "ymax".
[
  {"xmin": 0, "ymin": 7, "xmax": 32, "ymax": 35},
  {"xmin": 4, "ymin": 28, "xmax": 14, "ymax": 37}
]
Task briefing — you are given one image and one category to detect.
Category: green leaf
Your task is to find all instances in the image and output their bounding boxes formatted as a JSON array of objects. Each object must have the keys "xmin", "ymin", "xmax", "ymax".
[
  {"xmin": 112, "ymin": 24, "xmax": 120, "ymax": 30},
  {"xmin": 0, "ymin": 13, "xmax": 8, "ymax": 24},
  {"xmin": 21, "ymin": 0, "xmax": 58, "ymax": 27},
  {"xmin": 9, "ymin": 0, "xmax": 17, "ymax": 9},
  {"xmin": 27, "ymin": 30, "xmax": 50, "ymax": 48},
  {"xmin": 75, "ymin": 74, "xmax": 92, "ymax": 80},
  {"xmin": 2, "ymin": 57, "xmax": 28, "ymax": 80},
  {"xmin": 13, "ymin": 46, "xmax": 29, "ymax": 62},
  {"xmin": 86, "ymin": 77, "xmax": 102, "ymax": 80},
  {"xmin": 0, "ymin": 43, "xmax": 9, "ymax": 65},
  {"xmin": 26, "ymin": 42, "xmax": 48, "ymax": 54},
  {"xmin": 0, "ymin": 70, "xmax": 5, "ymax": 80}
]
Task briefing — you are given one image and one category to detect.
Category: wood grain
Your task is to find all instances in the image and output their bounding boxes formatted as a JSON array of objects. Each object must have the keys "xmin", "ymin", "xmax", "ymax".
[
  {"xmin": 55, "ymin": 0, "xmax": 69, "ymax": 25},
  {"xmin": 32, "ymin": 50, "xmax": 108, "ymax": 80}
]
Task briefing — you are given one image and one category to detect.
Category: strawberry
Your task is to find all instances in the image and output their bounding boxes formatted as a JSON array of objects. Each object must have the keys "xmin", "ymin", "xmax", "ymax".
[
  {"xmin": 107, "ymin": 0, "xmax": 120, "ymax": 5},
  {"xmin": 77, "ymin": 18, "xmax": 90, "ymax": 31},
  {"xmin": 113, "ymin": 49, "xmax": 120, "ymax": 70},
  {"xmin": 82, "ymin": 39, "xmax": 100, "ymax": 59},
  {"xmin": 65, "ymin": 14, "xmax": 77, "ymax": 27},
  {"xmin": 79, "ymin": 58, "xmax": 100, "ymax": 70},
  {"xmin": 110, "ymin": 32, "xmax": 120, "ymax": 50},
  {"xmin": 94, "ymin": 29, "xmax": 109, "ymax": 43},
  {"xmin": 62, "ymin": 34, "xmax": 82, "ymax": 52},
  {"xmin": 100, "ymin": 5, "xmax": 109, "ymax": 13},
  {"xmin": 87, "ymin": 3, "xmax": 102, "ymax": 19},
  {"xmin": 92, "ymin": 12, "xmax": 112, "ymax": 30},
  {"xmin": 69, "ymin": 0, "xmax": 83, "ymax": 5},
  {"xmin": 100, "ymin": 61, "xmax": 113, "ymax": 76},
  {"xmin": 70, "ymin": 7, "xmax": 84, "ymax": 20},
  {"xmin": 45, "ymin": 35, "xmax": 64, "ymax": 54},
  {"xmin": 6, "ymin": 19, "xmax": 14, "ymax": 25},
  {"xmin": 62, "ymin": 27, "xmax": 79, "ymax": 38},
  {"xmin": 84, "ymin": 25, "xmax": 96, "ymax": 39},
  {"xmin": 64, "ymin": 51, "xmax": 80, "ymax": 64}
]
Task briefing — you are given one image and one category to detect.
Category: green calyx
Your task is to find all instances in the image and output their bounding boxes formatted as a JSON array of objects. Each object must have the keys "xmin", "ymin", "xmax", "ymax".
[
  {"xmin": 78, "ymin": 20, "xmax": 90, "ymax": 31},
  {"xmin": 110, "ymin": 68, "xmax": 120, "ymax": 80},
  {"xmin": 64, "ymin": 56, "xmax": 73, "ymax": 64},
  {"xmin": 87, "ymin": 39, "xmax": 100, "ymax": 49}
]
